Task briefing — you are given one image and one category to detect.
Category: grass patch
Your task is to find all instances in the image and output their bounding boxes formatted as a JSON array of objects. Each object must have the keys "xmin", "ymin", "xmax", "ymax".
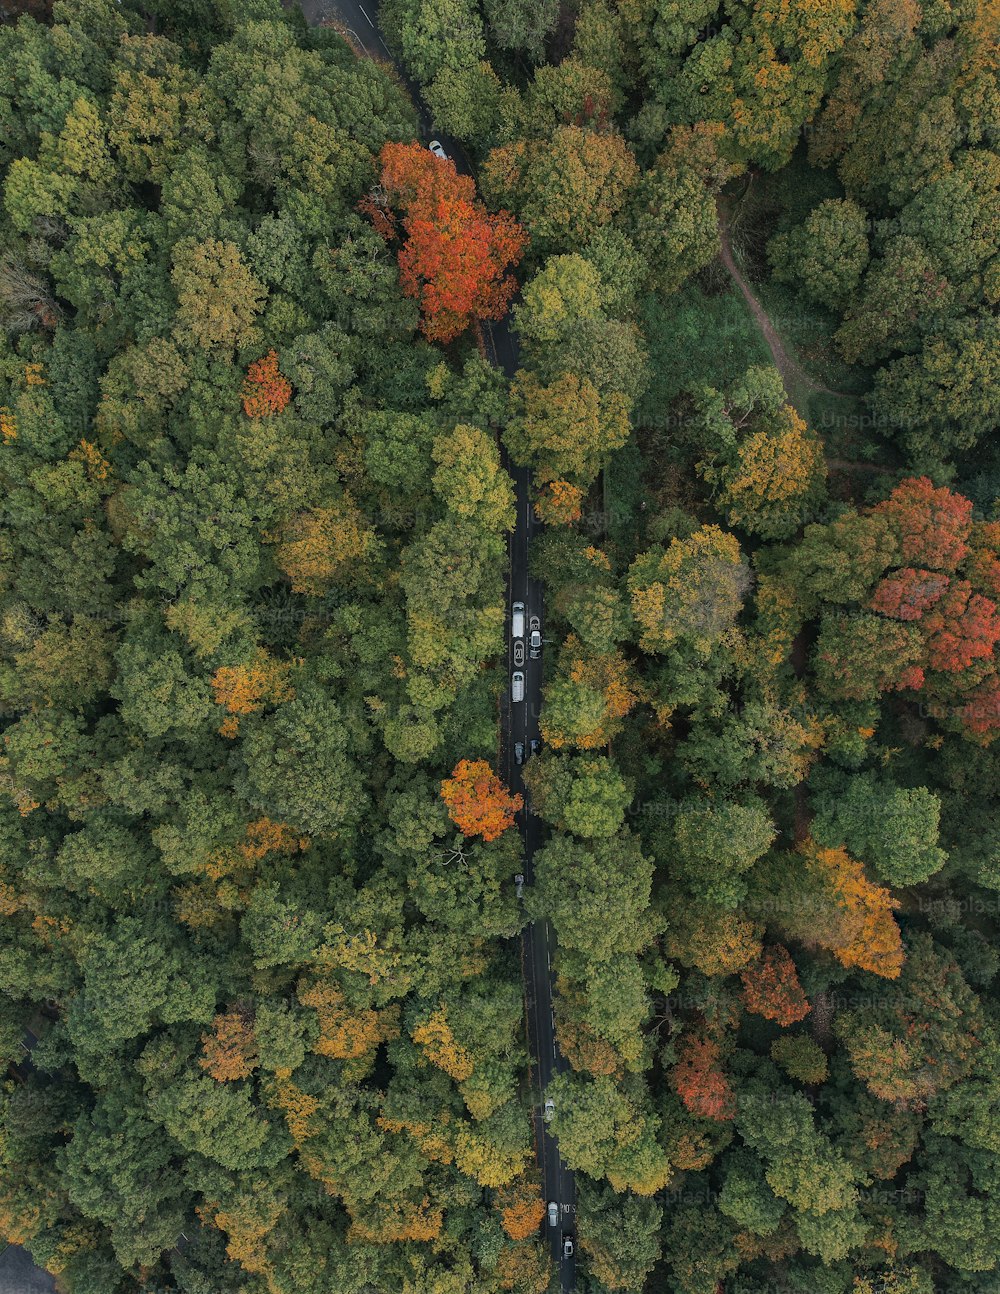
[
  {"xmin": 752, "ymin": 277, "xmax": 870, "ymax": 396},
  {"xmin": 637, "ymin": 278, "xmax": 772, "ymax": 422},
  {"xmin": 604, "ymin": 440, "xmax": 646, "ymax": 555}
]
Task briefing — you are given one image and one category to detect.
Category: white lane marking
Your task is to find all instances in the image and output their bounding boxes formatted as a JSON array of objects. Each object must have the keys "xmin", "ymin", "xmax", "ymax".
[
  {"xmin": 358, "ymin": 3, "xmax": 376, "ymax": 27},
  {"xmin": 545, "ymin": 945, "xmax": 551, "ymax": 972}
]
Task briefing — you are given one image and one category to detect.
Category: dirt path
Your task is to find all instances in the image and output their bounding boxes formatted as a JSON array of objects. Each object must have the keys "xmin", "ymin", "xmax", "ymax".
[
  {"xmin": 716, "ymin": 198, "xmax": 842, "ymax": 411},
  {"xmin": 716, "ymin": 198, "xmax": 889, "ymax": 480}
]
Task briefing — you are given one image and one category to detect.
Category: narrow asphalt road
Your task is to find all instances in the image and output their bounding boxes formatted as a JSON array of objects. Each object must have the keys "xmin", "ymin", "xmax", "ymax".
[{"xmin": 300, "ymin": 2, "xmax": 578, "ymax": 1286}]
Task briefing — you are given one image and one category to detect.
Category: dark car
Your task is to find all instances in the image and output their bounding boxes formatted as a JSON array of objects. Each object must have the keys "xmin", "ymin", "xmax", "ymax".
[
  {"xmin": 514, "ymin": 741, "xmax": 524, "ymax": 765},
  {"xmin": 529, "ymin": 738, "xmax": 542, "ymax": 756}
]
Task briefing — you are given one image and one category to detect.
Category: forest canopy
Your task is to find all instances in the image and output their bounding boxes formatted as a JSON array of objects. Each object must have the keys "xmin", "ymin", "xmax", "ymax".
[{"xmin": 2, "ymin": 1, "xmax": 1000, "ymax": 1293}]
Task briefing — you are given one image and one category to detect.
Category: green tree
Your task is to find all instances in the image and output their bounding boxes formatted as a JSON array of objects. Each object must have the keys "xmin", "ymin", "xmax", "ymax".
[
  {"xmin": 482, "ymin": 125, "xmax": 639, "ymax": 254},
  {"xmin": 768, "ymin": 198, "xmax": 870, "ymax": 312},
  {"xmin": 237, "ymin": 686, "xmax": 366, "ymax": 836},
  {"xmin": 523, "ymin": 752, "xmax": 632, "ymax": 838},
  {"xmin": 526, "ymin": 830, "xmax": 657, "ymax": 961},
  {"xmin": 812, "ymin": 771, "xmax": 947, "ymax": 887}
]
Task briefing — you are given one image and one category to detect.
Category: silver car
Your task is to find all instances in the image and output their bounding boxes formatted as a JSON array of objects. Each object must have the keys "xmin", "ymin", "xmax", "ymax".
[
  {"xmin": 547, "ymin": 1201, "xmax": 558, "ymax": 1228},
  {"xmin": 428, "ymin": 140, "xmax": 448, "ymax": 160}
]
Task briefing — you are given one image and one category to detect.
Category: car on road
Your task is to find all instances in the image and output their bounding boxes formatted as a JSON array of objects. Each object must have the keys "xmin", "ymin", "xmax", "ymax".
[
  {"xmin": 511, "ymin": 671, "xmax": 525, "ymax": 703},
  {"xmin": 529, "ymin": 615, "xmax": 542, "ymax": 658},
  {"xmin": 562, "ymin": 1234, "xmax": 574, "ymax": 1259},
  {"xmin": 513, "ymin": 639, "xmax": 525, "ymax": 667},
  {"xmin": 511, "ymin": 601, "xmax": 525, "ymax": 639},
  {"xmin": 514, "ymin": 741, "xmax": 524, "ymax": 765},
  {"xmin": 428, "ymin": 140, "xmax": 448, "ymax": 160},
  {"xmin": 514, "ymin": 873, "xmax": 524, "ymax": 898},
  {"xmin": 529, "ymin": 737, "xmax": 541, "ymax": 755},
  {"xmin": 543, "ymin": 1098, "xmax": 554, "ymax": 1122},
  {"xmin": 547, "ymin": 1202, "xmax": 559, "ymax": 1228}
]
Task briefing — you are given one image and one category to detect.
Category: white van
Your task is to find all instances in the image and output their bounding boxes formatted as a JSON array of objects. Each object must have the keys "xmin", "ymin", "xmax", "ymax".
[
  {"xmin": 511, "ymin": 601, "xmax": 525, "ymax": 639},
  {"xmin": 511, "ymin": 671, "xmax": 525, "ymax": 703}
]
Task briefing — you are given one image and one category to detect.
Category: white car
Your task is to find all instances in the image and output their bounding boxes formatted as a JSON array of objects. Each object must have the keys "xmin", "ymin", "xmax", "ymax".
[
  {"xmin": 428, "ymin": 139, "xmax": 448, "ymax": 160},
  {"xmin": 543, "ymin": 1098, "xmax": 555, "ymax": 1122},
  {"xmin": 547, "ymin": 1201, "xmax": 559, "ymax": 1228},
  {"xmin": 562, "ymin": 1234, "xmax": 574, "ymax": 1259},
  {"xmin": 511, "ymin": 671, "xmax": 525, "ymax": 703},
  {"xmin": 529, "ymin": 615, "xmax": 542, "ymax": 659}
]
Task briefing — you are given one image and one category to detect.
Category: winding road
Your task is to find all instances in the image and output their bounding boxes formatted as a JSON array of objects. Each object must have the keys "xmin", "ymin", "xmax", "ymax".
[{"xmin": 300, "ymin": 1, "xmax": 577, "ymax": 1287}]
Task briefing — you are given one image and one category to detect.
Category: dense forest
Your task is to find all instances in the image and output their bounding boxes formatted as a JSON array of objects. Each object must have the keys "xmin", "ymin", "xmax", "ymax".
[{"xmin": 1, "ymin": 0, "xmax": 999, "ymax": 1292}]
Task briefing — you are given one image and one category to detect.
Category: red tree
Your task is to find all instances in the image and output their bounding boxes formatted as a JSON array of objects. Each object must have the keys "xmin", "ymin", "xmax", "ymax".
[
  {"xmin": 740, "ymin": 944, "xmax": 810, "ymax": 1026},
  {"xmin": 241, "ymin": 350, "xmax": 292, "ymax": 417},
  {"xmin": 370, "ymin": 142, "xmax": 527, "ymax": 344},
  {"xmin": 870, "ymin": 572, "xmax": 1000, "ymax": 673},
  {"xmin": 923, "ymin": 580, "xmax": 1000, "ymax": 673},
  {"xmin": 872, "ymin": 477, "xmax": 972, "ymax": 572},
  {"xmin": 672, "ymin": 1032, "xmax": 736, "ymax": 1122},
  {"xmin": 869, "ymin": 568, "xmax": 949, "ymax": 621}
]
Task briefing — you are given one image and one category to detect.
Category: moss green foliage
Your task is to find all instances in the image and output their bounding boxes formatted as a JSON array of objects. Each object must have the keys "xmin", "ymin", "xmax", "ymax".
[{"xmin": 3, "ymin": 1, "xmax": 1000, "ymax": 1293}]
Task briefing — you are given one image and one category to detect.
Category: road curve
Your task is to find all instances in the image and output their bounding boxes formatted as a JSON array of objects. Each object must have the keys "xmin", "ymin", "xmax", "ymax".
[{"xmin": 299, "ymin": 2, "xmax": 578, "ymax": 1287}]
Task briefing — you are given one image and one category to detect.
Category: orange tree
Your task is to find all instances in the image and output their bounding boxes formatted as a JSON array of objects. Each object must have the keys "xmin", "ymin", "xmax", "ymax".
[
  {"xmin": 440, "ymin": 759, "xmax": 522, "ymax": 841},
  {"xmin": 370, "ymin": 141, "xmax": 527, "ymax": 343},
  {"xmin": 240, "ymin": 350, "xmax": 292, "ymax": 417}
]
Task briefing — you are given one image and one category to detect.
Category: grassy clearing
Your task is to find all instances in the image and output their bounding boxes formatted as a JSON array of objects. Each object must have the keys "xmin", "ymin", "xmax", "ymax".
[{"xmin": 637, "ymin": 276, "xmax": 772, "ymax": 424}]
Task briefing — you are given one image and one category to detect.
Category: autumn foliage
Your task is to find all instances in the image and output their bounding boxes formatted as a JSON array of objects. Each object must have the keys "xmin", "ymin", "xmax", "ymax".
[
  {"xmin": 411, "ymin": 1006, "xmax": 474, "ymax": 1081},
  {"xmin": 795, "ymin": 840, "xmax": 904, "ymax": 980},
  {"xmin": 672, "ymin": 1031, "xmax": 736, "ymax": 1122},
  {"xmin": 440, "ymin": 759, "xmax": 522, "ymax": 841},
  {"xmin": 200, "ymin": 1005, "xmax": 258, "ymax": 1081},
  {"xmin": 298, "ymin": 978, "xmax": 399, "ymax": 1065},
  {"xmin": 873, "ymin": 476, "xmax": 972, "ymax": 572},
  {"xmin": 211, "ymin": 649, "xmax": 295, "ymax": 736},
  {"xmin": 368, "ymin": 141, "xmax": 527, "ymax": 343},
  {"xmin": 272, "ymin": 497, "xmax": 378, "ymax": 595},
  {"xmin": 535, "ymin": 479, "xmax": 584, "ymax": 525},
  {"xmin": 240, "ymin": 350, "xmax": 292, "ymax": 417},
  {"xmin": 740, "ymin": 944, "xmax": 810, "ymax": 1025},
  {"xmin": 496, "ymin": 1178, "xmax": 547, "ymax": 1240}
]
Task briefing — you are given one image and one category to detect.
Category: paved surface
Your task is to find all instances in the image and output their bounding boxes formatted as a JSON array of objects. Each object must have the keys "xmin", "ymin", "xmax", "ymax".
[
  {"xmin": 0, "ymin": 1246, "xmax": 56, "ymax": 1293},
  {"xmin": 305, "ymin": 3, "xmax": 578, "ymax": 1286},
  {"xmin": 498, "ymin": 420, "xmax": 578, "ymax": 1290}
]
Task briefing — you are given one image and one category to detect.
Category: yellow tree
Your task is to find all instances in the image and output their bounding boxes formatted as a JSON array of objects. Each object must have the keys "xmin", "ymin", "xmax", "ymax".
[
  {"xmin": 432, "ymin": 423, "xmax": 515, "ymax": 532},
  {"xmin": 171, "ymin": 237, "xmax": 265, "ymax": 351},
  {"xmin": 755, "ymin": 839, "xmax": 904, "ymax": 980},
  {"xmin": 628, "ymin": 525, "xmax": 749, "ymax": 655},
  {"xmin": 411, "ymin": 1005, "xmax": 475, "ymax": 1081},
  {"xmin": 709, "ymin": 404, "xmax": 827, "ymax": 540},
  {"xmin": 211, "ymin": 649, "xmax": 295, "ymax": 737},
  {"xmin": 271, "ymin": 495, "xmax": 379, "ymax": 595},
  {"xmin": 506, "ymin": 369, "xmax": 630, "ymax": 488},
  {"xmin": 200, "ymin": 1005, "xmax": 258, "ymax": 1082}
]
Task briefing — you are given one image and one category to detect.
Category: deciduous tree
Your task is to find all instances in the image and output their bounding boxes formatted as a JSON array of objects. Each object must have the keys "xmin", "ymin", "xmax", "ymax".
[{"xmin": 440, "ymin": 760, "xmax": 522, "ymax": 842}]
